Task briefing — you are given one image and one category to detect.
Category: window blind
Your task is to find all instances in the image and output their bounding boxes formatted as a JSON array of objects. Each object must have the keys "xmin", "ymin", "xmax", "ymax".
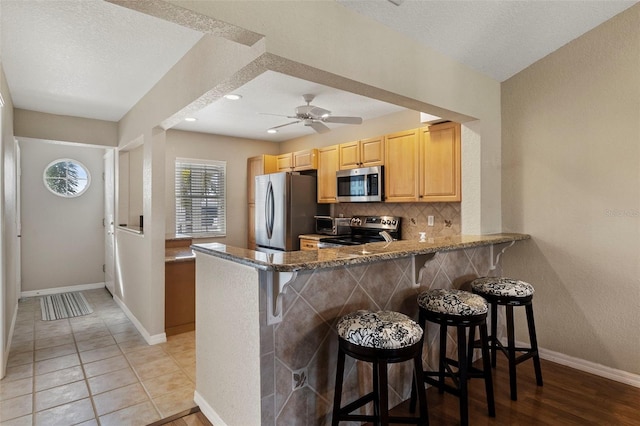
[{"xmin": 175, "ymin": 158, "xmax": 226, "ymax": 236}]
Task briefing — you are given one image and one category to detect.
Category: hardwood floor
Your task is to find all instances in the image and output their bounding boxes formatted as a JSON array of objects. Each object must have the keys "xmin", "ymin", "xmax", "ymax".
[{"xmin": 386, "ymin": 358, "xmax": 640, "ymax": 425}]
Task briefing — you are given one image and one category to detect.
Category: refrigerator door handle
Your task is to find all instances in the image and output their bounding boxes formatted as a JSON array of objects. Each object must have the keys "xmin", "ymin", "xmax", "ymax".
[{"xmin": 266, "ymin": 180, "xmax": 274, "ymax": 239}]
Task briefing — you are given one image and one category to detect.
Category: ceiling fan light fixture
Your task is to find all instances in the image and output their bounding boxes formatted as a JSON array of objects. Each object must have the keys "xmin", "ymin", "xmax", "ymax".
[{"xmin": 224, "ymin": 94, "xmax": 242, "ymax": 101}]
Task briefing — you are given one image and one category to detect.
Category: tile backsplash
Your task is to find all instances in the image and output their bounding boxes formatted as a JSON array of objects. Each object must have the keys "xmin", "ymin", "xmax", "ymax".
[{"xmin": 333, "ymin": 202, "xmax": 461, "ymax": 241}]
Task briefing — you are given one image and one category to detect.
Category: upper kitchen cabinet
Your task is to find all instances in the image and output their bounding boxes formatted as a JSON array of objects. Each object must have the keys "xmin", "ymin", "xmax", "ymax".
[
  {"xmin": 293, "ymin": 148, "xmax": 318, "ymax": 171},
  {"xmin": 338, "ymin": 137, "xmax": 384, "ymax": 170},
  {"xmin": 419, "ymin": 122, "xmax": 461, "ymax": 202},
  {"xmin": 317, "ymin": 144, "xmax": 340, "ymax": 203},
  {"xmin": 384, "ymin": 129, "xmax": 420, "ymax": 202},
  {"xmin": 384, "ymin": 123, "xmax": 461, "ymax": 203},
  {"xmin": 248, "ymin": 155, "xmax": 277, "ymax": 204},
  {"xmin": 276, "ymin": 153, "xmax": 293, "ymax": 171},
  {"xmin": 275, "ymin": 149, "xmax": 318, "ymax": 172}
]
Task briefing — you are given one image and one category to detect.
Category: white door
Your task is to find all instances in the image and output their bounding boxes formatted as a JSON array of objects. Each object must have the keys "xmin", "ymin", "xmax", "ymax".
[{"xmin": 104, "ymin": 150, "xmax": 115, "ymax": 296}]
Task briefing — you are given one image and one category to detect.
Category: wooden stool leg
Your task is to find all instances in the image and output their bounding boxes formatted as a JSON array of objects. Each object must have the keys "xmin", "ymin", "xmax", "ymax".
[
  {"xmin": 377, "ymin": 360, "xmax": 389, "ymax": 426},
  {"xmin": 479, "ymin": 321, "xmax": 496, "ymax": 417},
  {"xmin": 412, "ymin": 352, "xmax": 429, "ymax": 425},
  {"xmin": 490, "ymin": 302, "xmax": 498, "ymax": 368},
  {"xmin": 332, "ymin": 348, "xmax": 346, "ymax": 426},
  {"xmin": 506, "ymin": 304, "xmax": 518, "ymax": 401},
  {"xmin": 456, "ymin": 325, "xmax": 469, "ymax": 426},
  {"xmin": 372, "ymin": 360, "xmax": 380, "ymax": 421},
  {"xmin": 526, "ymin": 303, "xmax": 544, "ymax": 387},
  {"xmin": 438, "ymin": 323, "xmax": 447, "ymax": 393}
]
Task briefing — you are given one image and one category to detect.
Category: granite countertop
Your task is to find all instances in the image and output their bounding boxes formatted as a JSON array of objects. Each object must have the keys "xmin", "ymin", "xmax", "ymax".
[
  {"xmin": 165, "ymin": 247, "xmax": 196, "ymax": 263},
  {"xmin": 192, "ymin": 233, "xmax": 530, "ymax": 272}
]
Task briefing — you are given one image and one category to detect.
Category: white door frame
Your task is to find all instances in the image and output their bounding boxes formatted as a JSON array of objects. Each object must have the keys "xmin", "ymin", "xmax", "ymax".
[{"xmin": 104, "ymin": 149, "xmax": 116, "ymax": 296}]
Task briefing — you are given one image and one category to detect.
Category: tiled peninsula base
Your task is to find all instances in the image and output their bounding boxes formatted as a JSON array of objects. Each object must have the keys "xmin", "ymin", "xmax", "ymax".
[{"xmin": 194, "ymin": 245, "xmax": 508, "ymax": 425}]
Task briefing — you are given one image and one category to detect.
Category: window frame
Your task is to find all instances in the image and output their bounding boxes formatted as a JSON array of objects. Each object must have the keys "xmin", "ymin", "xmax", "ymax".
[
  {"xmin": 175, "ymin": 157, "xmax": 227, "ymax": 237},
  {"xmin": 43, "ymin": 158, "xmax": 91, "ymax": 198}
]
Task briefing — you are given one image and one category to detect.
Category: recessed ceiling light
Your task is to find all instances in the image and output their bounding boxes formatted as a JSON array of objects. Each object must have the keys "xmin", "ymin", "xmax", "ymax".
[
  {"xmin": 184, "ymin": 117, "xmax": 197, "ymax": 122},
  {"xmin": 224, "ymin": 94, "xmax": 242, "ymax": 101},
  {"xmin": 267, "ymin": 129, "xmax": 278, "ymax": 134}
]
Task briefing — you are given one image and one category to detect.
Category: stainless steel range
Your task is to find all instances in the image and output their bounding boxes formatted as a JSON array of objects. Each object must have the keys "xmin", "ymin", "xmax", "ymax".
[{"xmin": 318, "ymin": 215, "xmax": 401, "ymax": 248}]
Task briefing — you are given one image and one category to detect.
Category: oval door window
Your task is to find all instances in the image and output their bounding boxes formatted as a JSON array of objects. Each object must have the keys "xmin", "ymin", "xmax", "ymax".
[{"xmin": 43, "ymin": 158, "xmax": 91, "ymax": 197}]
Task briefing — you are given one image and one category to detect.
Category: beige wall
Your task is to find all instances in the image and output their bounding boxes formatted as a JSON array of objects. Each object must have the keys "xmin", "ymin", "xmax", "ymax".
[
  {"xmin": 165, "ymin": 130, "xmax": 279, "ymax": 247},
  {"xmin": 1, "ymin": 65, "xmax": 19, "ymax": 378},
  {"xmin": 14, "ymin": 109, "xmax": 117, "ymax": 147},
  {"xmin": 502, "ymin": 5, "xmax": 640, "ymax": 375}
]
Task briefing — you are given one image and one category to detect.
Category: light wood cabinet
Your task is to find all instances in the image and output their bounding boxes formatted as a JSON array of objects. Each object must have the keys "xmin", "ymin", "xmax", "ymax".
[
  {"xmin": 276, "ymin": 153, "xmax": 293, "ymax": 171},
  {"xmin": 384, "ymin": 129, "xmax": 420, "ymax": 202},
  {"xmin": 247, "ymin": 155, "xmax": 277, "ymax": 249},
  {"xmin": 317, "ymin": 145, "xmax": 340, "ymax": 203},
  {"xmin": 299, "ymin": 238, "xmax": 319, "ymax": 251},
  {"xmin": 293, "ymin": 148, "xmax": 318, "ymax": 171},
  {"xmin": 384, "ymin": 123, "xmax": 461, "ymax": 203},
  {"xmin": 338, "ymin": 137, "xmax": 384, "ymax": 170},
  {"xmin": 276, "ymin": 149, "xmax": 318, "ymax": 171},
  {"xmin": 419, "ymin": 122, "xmax": 461, "ymax": 202}
]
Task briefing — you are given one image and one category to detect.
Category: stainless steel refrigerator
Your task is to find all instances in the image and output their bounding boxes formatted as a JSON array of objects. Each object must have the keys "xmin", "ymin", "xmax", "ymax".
[{"xmin": 255, "ymin": 172, "xmax": 319, "ymax": 252}]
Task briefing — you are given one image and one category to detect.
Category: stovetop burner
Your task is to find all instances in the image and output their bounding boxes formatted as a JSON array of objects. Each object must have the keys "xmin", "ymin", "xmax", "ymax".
[{"xmin": 320, "ymin": 215, "xmax": 401, "ymax": 247}]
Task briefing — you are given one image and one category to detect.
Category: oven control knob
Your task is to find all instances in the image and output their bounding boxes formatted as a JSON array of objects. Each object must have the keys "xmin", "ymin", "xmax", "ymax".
[{"xmin": 392, "ymin": 220, "xmax": 397, "ymax": 225}]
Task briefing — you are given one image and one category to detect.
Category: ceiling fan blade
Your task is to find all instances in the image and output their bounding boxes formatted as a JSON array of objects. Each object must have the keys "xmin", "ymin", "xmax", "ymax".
[
  {"xmin": 308, "ymin": 121, "xmax": 331, "ymax": 134},
  {"xmin": 323, "ymin": 116, "xmax": 363, "ymax": 124},
  {"xmin": 269, "ymin": 120, "xmax": 301, "ymax": 130}
]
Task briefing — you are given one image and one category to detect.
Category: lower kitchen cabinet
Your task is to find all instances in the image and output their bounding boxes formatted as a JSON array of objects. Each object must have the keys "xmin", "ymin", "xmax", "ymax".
[
  {"xmin": 300, "ymin": 238, "xmax": 319, "ymax": 250},
  {"xmin": 165, "ymin": 260, "xmax": 195, "ymax": 336}
]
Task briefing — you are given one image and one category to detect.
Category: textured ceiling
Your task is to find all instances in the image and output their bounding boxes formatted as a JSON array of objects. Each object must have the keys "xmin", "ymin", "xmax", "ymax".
[
  {"xmin": 0, "ymin": 0, "xmax": 203, "ymax": 121},
  {"xmin": 1, "ymin": 0, "xmax": 637, "ymax": 140},
  {"xmin": 339, "ymin": 0, "xmax": 638, "ymax": 82}
]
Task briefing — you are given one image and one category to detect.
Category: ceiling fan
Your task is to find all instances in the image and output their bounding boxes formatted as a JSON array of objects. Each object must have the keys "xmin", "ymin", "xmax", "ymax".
[{"xmin": 263, "ymin": 94, "xmax": 363, "ymax": 134}]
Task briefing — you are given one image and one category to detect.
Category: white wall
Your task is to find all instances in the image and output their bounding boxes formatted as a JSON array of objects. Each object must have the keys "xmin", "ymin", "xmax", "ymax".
[
  {"xmin": 165, "ymin": 130, "xmax": 279, "ymax": 247},
  {"xmin": 502, "ymin": 5, "xmax": 640, "ymax": 375},
  {"xmin": 19, "ymin": 139, "xmax": 105, "ymax": 292}
]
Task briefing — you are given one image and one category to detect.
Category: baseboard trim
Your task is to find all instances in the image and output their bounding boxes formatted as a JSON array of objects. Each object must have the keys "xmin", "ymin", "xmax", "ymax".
[
  {"xmin": 194, "ymin": 391, "xmax": 228, "ymax": 426},
  {"xmin": 113, "ymin": 295, "xmax": 166, "ymax": 346},
  {"xmin": 515, "ymin": 340, "xmax": 640, "ymax": 388},
  {"xmin": 21, "ymin": 282, "xmax": 105, "ymax": 298}
]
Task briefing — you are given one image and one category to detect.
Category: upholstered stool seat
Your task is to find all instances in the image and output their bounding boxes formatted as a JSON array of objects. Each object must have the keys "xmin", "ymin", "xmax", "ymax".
[
  {"xmin": 471, "ymin": 277, "xmax": 535, "ymax": 298},
  {"xmin": 332, "ymin": 310, "xmax": 429, "ymax": 425},
  {"xmin": 471, "ymin": 277, "xmax": 543, "ymax": 401},
  {"xmin": 411, "ymin": 289, "xmax": 494, "ymax": 426},
  {"xmin": 417, "ymin": 288, "xmax": 489, "ymax": 316}
]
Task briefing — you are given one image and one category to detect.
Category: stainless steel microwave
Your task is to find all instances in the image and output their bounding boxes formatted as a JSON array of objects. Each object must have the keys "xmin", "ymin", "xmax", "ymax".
[{"xmin": 336, "ymin": 166, "xmax": 384, "ymax": 202}]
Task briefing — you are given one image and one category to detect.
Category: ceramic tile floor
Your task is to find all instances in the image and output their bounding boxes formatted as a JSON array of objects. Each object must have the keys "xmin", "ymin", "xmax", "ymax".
[{"xmin": 0, "ymin": 288, "xmax": 196, "ymax": 426}]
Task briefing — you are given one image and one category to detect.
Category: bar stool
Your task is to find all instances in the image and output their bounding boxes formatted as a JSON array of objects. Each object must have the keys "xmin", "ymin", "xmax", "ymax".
[
  {"xmin": 411, "ymin": 289, "xmax": 495, "ymax": 426},
  {"xmin": 332, "ymin": 310, "xmax": 429, "ymax": 426},
  {"xmin": 471, "ymin": 277, "xmax": 543, "ymax": 401}
]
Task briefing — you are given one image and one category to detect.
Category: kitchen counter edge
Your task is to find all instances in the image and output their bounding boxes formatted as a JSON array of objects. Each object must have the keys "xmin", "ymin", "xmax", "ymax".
[{"xmin": 191, "ymin": 233, "xmax": 530, "ymax": 272}]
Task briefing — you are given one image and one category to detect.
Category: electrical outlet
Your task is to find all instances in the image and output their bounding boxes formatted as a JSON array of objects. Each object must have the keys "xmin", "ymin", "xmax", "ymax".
[{"xmin": 427, "ymin": 215, "xmax": 434, "ymax": 226}]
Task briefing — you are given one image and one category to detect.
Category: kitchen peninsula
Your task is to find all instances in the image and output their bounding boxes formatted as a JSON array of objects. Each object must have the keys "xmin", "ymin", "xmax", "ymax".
[{"xmin": 191, "ymin": 233, "xmax": 529, "ymax": 425}]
